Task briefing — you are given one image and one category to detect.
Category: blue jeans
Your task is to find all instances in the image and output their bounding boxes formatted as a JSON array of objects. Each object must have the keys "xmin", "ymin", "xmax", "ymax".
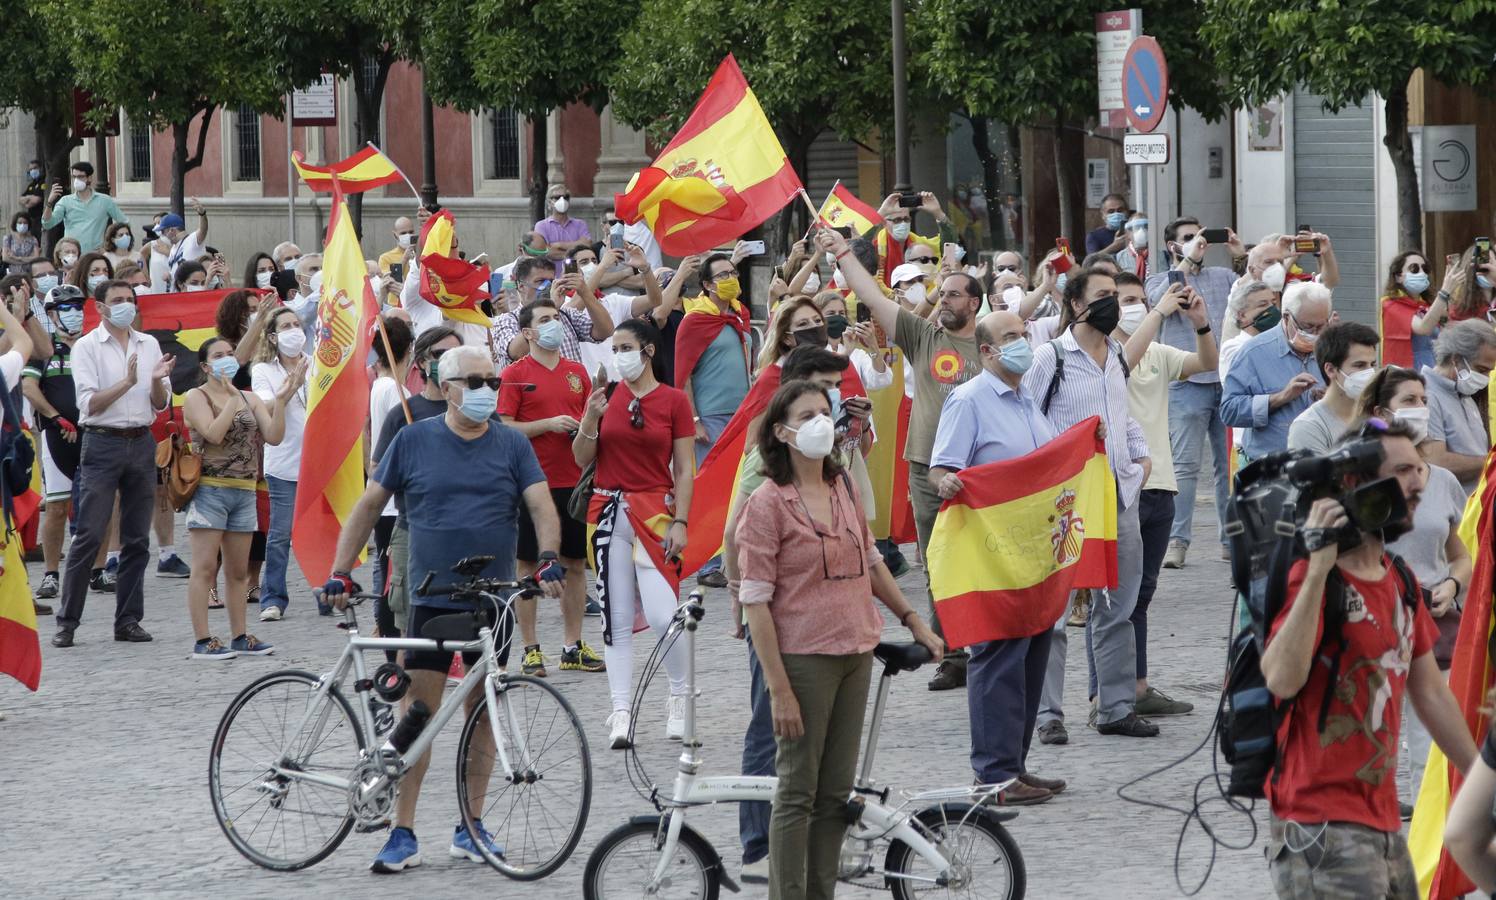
[
  {"xmin": 1167, "ymin": 380, "xmax": 1230, "ymax": 547},
  {"xmin": 694, "ymin": 412, "xmax": 735, "ymax": 575},
  {"xmin": 259, "ymin": 475, "xmax": 297, "ymax": 611},
  {"xmin": 740, "ymin": 628, "xmax": 776, "ymax": 864}
]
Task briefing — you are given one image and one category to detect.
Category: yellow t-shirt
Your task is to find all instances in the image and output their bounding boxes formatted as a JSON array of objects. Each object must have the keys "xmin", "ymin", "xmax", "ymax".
[
  {"xmin": 377, "ymin": 246, "xmax": 405, "ymax": 275},
  {"xmin": 1127, "ymin": 342, "xmax": 1190, "ymax": 492}
]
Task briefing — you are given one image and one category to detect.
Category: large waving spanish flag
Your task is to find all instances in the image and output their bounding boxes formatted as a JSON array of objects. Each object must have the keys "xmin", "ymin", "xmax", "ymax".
[
  {"xmin": 1409, "ymin": 450, "xmax": 1496, "ymax": 899},
  {"xmin": 417, "ymin": 210, "xmax": 491, "ymax": 328},
  {"xmin": 926, "ymin": 418, "xmax": 1117, "ymax": 648},
  {"xmin": 614, "ymin": 54, "xmax": 802, "ymax": 256},
  {"xmin": 291, "ymin": 144, "xmax": 405, "ymax": 194},
  {"xmin": 293, "ymin": 185, "xmax": 377, "ymax": 584}
]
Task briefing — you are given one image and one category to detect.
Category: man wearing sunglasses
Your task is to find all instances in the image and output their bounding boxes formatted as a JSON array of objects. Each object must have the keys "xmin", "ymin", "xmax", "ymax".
[
  {"xmin": 327, "ymin": 343, "xmax": 564, "ymax": 874},
  {"xmin": 535, "ymin": 184, "xmax": 592, "ymax": 271}
]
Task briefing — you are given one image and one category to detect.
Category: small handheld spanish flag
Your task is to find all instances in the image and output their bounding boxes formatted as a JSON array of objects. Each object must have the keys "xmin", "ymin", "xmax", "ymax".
[{"xmin": 292, "ymin": 144, "xmax": 405, "ymax": 194}]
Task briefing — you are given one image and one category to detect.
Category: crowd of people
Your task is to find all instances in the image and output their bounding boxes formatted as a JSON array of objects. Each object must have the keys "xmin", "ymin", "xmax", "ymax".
[{"xmin": 12, "ymin": 162, "xmax": 1496, "ymax": 898}]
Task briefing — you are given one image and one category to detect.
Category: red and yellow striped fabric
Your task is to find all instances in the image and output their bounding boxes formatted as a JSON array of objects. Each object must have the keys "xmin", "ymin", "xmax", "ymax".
[
  {"xmin": 0, "ymin": 529, "xmax": 38, "ymax": 690},
  {"xmin": 817, "ymin": 180, "xmax": 882, "ymax": 236},
  {"xmin": 927, "ymin": 418, "xmax": 1117, "ymax": 648},
  {"xmin": 291, "ymin": 145, "xmax": 403, "ymax": 194},
  {"xmin": 614, "ymin": 54, "xmax": 802, "ymax": 256}
]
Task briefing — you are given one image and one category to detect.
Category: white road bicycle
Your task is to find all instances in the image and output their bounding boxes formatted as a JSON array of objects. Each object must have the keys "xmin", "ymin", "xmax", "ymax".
[
  {"xmin": 208, "ymin": 556, "xmax": 591, "ymax": 880},
  {"xmin": 582, "ymin": 593, "xmax": 1026, "ymax": 899}
]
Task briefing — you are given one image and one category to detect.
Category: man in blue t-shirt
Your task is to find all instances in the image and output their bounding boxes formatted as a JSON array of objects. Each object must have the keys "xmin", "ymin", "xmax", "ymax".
[{"xmin": 323, "ymin": 344, "xmax": 564, "ymax": 874}]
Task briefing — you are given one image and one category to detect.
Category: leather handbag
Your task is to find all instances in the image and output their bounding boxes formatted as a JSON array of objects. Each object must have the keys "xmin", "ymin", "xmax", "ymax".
[{"xmin": 155, "ymin": 401, "xmax": 201, "ymax": 510}]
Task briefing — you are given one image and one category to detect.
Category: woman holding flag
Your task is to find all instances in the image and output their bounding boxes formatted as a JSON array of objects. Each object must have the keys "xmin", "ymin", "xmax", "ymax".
[{"xmin": 573, "ymin": 318, "xmax": 696, "ymax": 750}]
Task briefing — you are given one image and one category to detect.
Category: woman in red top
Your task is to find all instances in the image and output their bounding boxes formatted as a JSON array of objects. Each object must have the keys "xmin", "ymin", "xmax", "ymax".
[
  {"xmin": 736, "ymin": 380, "xmax": 941, "ymax": 899},
  {"xmin": 573, "ymin": 318, "xmax": 696, "ymax": 751},
  {"xmin": 1378, "ymin": 250, "xmax": 1456, "ymax": 369}
]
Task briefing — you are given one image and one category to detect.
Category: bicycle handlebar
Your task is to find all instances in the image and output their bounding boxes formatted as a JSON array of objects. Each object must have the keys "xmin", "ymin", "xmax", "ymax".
[{"xmin": 414, "ymin": 570, "xmax": 541, "ymax": 599}]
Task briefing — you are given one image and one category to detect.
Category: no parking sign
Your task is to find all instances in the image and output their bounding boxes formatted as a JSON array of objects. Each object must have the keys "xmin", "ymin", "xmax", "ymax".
[{"xmin": 1122, "ymin": 37, "xmax": 1169, "ymax": 133}]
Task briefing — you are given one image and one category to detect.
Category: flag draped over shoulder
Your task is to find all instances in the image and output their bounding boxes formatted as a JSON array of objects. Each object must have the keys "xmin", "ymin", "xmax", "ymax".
[
  {"xmin": 673, "ymin": 299, "xmax": 751, "ymax": 395},
  {"xmin": 417, "ymin": 210, "xmax": 491, "ymax": 327},
  {"xmin": 817, "ymin": 180, "xmax": 882, "ymax": 236},
  {"xmin": 0, "ymin": 527, "xmax": 38, "ymax": 690},
  {"xmin": 292, "ymin": 186, "xmax": 377, "ymax": 584},
  {"xmin": 614, "ymin": 54, "xmax": 802, "ymax": 256},
  {"xmin": 677, "ymin": 361, "xmax": 867, "ymax": 578},
  {"xmin": 291, "ymin": 145, "xmax": 404, "ymax": 194},
  {"xmin": 1409, "ymin": 451, "xmax": 1496, "ymax": 899},
  {"xmin": 927, "ymin": 417, "xmax": 1117, "ymax": 648}
]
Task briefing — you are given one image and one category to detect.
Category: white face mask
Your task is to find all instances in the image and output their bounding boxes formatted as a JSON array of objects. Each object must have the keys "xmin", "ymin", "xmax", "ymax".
[
  {"xmin": 1457, "ymin": 363, "xmax": 1487, "ymax": 396},
  {"xmin": 831, "ymin": 269, "xmax": 847, "ymax": 290},
  {"xmin": 784, "ymin": 414, "xmax": 836, "ymax": 460},
  {"xmin": 1000, "ymin": 285, "xmax": 1024, "ymax": 310},
  {"xmin": 1392, "ymin": 407, "xmax": 1430, "ymax": 443},
  {"xmin": 1340, "ymin": 367, "xmax": 1376, "ymax": 400},
  {"xmin": 552, "ymin": 197, "xmax": 570, "ymax": 214},
  {"xmin": 803, "ymin": 271, "xmax": 821, "ymax": 293},
  {"xmin": 60, "ymin": 253, "xmax": 78, "ymax": 268},
  {"xmin": 1118, "ymin": 303, "xmax": 1148, "ymax": 335},
  {"xmin": 1132, "ymin": 227, "xmax": 1148, "ymax": 249},
  {"xmin": 580, "ymin": 262, "xmax": 598, "ymax": 279},
  {"xmin": 903, "ymin": 282, "xmax": 927, "ymax": 306},
  {"xmin": 1261, "ymin": 262, "xmax": 1287, "ymax": 293},
  {"xmin": 275, "ymin": 327, "xmax": 307, "ymax": 357},
  {"xmin": 256, "ymin": 270, "xmax": 274, "ymax": 288},
  {"xmin": 71, "ymin": 178, "xmax": 87, "ymax": 193},
  {"xmin": 397, "ymin": 232, "xmax": 416, "ymax": 248},
  {"xmin": 616, "ymin": 349, "xmax": 647, "ymax": 382}
]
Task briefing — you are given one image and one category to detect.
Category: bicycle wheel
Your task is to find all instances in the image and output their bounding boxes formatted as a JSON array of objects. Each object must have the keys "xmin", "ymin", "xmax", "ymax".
[
  {"xmin": 209, "ymin": 669, "xmax": 366, "ymax": 871},
  {"xmin": 582, "ymin": 818, "xmax": 721, "ymax": 900},
  {"xmin": 455, "ymin": 673, "xmax": 591, "ymax": 880},
  {"xmin": 883, "ymin": 804, "xmax": 1025, "ymax": 900}
]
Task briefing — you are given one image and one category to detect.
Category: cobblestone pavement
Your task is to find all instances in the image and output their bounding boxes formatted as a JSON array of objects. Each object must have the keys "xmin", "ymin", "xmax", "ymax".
[{"xmin": 1, "ymin": 502, "xmax": 1276, "ymax": 899}]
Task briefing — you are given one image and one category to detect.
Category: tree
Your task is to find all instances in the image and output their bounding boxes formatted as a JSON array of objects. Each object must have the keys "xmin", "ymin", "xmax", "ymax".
[
  {"xmin": 0, "ymin": 1, "xmax": 85, "ymax": 207},
  {"xmin": 1202, "ymin": 0, "xmax": 1496, "ymax": 251},
  {"xmin": 418, "ymin": 0, "xmax": 625, "ymax": 223},
  {"xmin": 916, "ymin": 0, "xmax": 1228, "ymax": 241},
  {"xmin": 44, "ymin": 0, "xmax": 309, "ymax": 217},
  {"xmin": 608, "ymin": 0, "xmax": 929, "ymax": 250}
]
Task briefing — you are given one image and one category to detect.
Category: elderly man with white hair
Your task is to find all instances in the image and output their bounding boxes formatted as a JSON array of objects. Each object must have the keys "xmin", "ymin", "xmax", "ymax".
[{"xmin": 1220, "ymin": 281, "xmax": 1332, "ymax": 461}]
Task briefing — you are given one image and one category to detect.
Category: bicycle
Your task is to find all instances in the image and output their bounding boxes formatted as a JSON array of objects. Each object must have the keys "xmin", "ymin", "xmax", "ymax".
[
  {"xmin": 582, "ymin": 592, "xmax": 1026, "ymax": 899},
  {"xmin": 208, "ymin": 555, "xmax": 592, "ymax": 880}
]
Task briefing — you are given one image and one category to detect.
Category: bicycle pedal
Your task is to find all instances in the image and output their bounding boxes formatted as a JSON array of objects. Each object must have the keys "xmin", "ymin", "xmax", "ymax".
[{"xmin": 354, "ymin": 819, "xmax": 390, "ymax": 834}]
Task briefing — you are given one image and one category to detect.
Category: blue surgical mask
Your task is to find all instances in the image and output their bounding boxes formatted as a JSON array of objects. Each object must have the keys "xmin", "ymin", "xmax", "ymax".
[
  {"xmin": 57, "ymin": 309, "xmax": 84, "ymax": 333},
  {"xmin": 995, "ymin": 338, "xmax": 1033, "ymax": 375},
  {"xmin": 210, "ymin": 356, "xmax": 240, "ymax": 380},
  {"xmin": 112, "ymin": 234, "xmax": 131, "ymax": 250},
  {"xmin": 535, "ymin": 318, "xmax": 564, "ymax": 351},
  {"xmin": 826, "ymin": 387, "xmax": 843, "ymax": 423},
  {"xmin": 888, "ymin": 222, "xmax": 911, "ymax": 242},
  {"xmin": 1403, "ymin": 272, "xmax": 1430, "ymax": 295},
  {"xmin": 106, "ymin": 301, "xmax": 136, "ymax": 328},
  {"xmin": 1105, "ymin": 212, "xmax": 1126, "ymax": 230},
  {"xmin": 87, "ymin": 274, "xmax": 107, "ymax": 291},
  {"xmin": 1479, "ymin": 273, "xmax": 1494, "ymax": 291},
  {"xmin": 1055, "ymin": 272, "xmax": 1068, "ymax": 294},
  {"xmin": 34, "ymin": 274, "xmax": 58, "ymax": 294},
  {"xmin": 458, "ymin": 384, "xmax": 498, "ymax": 423}
]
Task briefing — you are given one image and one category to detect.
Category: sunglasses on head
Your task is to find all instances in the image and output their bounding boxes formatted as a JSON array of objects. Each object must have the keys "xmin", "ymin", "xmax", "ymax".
[
  {"xmin": 628, "ymin": 396, "xmax": 644, "ymax": 429},
  {"xmin": 446, "ymin": 375, "xmax": 502, "ymax": 391}
]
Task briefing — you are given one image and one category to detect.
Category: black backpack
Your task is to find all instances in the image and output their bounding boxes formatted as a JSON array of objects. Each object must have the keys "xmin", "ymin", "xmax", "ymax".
[
  {"xmin": 1219, "ymin": 553, "xmax": 1421, "ymax": 799},
  {"xmin": 1040, "ymin": 337, "xmax": 1130, "ymax": 416},
  {"xmin": 0, "ymin": 372, "xmax": 34, "ymax": 531}
]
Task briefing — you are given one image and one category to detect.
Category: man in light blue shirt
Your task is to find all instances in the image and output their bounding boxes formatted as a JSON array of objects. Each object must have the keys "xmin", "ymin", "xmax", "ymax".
[
  {"xmin": 1143, "ymin": 216, "xmax": 1244, "ymax": 567},
  {"xmin": 1221, "ymin": 282, "xmax": 1331, "ymax": 460},
  {"xmin": 929, "ymin": 310, "xmax": 1063, "ymax": 805},
  {"xmin": 40, "ymin": 161, "xmax": 127, "ymax": 254}
]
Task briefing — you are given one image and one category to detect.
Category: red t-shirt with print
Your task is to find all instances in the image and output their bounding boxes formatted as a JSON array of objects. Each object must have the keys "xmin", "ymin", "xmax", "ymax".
[
  {"xmin": 1265, "ymin": 555, "xmax": 1437, "ymax": 831},
  {"xmin": 498, "ymin": 355, "xmax": 590, "ymax": 488}
]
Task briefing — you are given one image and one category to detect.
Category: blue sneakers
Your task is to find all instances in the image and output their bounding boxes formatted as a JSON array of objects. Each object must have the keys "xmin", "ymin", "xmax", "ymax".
[
  {"xmin": 371, "ymin": 826, "xmax": 421, "ymax": 873},
  {"xmin": 449, "ymin": 818, "xmax": 504, "ymax": 862},
  {"xmin": 230, "ymin": 634, "xmax": 275, "ymax": 656},
  {"xmin": 157, "ymin": 554, "xmax": 192, "ymax": 578}
]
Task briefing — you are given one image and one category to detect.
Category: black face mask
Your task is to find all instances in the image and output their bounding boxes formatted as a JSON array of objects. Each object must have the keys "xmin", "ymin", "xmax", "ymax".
[
  {"xmin": 1081, "ymin": 294, "xmax": 1121, "ymax": 335},
  {"xmin": 792, "ymin": 324, "xmax": 829, "ymax": 348},
  {"xmin": 825, "ymin": 314, "xmax": 850, "ymax": 340}
]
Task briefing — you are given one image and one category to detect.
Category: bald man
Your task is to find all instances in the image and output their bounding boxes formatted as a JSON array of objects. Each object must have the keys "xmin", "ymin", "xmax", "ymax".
[
  {"xmin": 925, "ymin": 309, "xmax": 1067, "ymax": 805},
  {"xmin": 379, "ymin": 216, "xmax": 417, "ymax": 281}
]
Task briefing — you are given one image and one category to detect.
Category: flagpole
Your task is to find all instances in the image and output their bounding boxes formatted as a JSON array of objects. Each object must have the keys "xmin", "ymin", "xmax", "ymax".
[
  {"xmin": 368, "ymin": 141, "xmax": 422, "ymax": 203},
  {"xmin": 797, "ymin": 188, "xmax": 821, "ymax": 223}
]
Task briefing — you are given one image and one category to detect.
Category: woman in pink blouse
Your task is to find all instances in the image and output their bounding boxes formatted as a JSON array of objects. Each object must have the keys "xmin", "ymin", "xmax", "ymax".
[{"xmin": 735, "ymin": 379, "xmax": 942, "ymax": 900}]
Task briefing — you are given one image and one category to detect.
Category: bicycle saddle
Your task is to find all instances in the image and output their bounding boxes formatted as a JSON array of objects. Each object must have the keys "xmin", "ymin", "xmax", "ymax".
[
  {"xmin": 420, "ymin": 612, "xmax": 482, "ymax": 642},
  {"xmin": 874, "ymin": 641, "xmax": 932, "ymax": 673}
]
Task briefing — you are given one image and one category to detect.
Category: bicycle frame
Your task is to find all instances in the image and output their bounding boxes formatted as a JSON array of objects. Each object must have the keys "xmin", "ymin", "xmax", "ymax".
[
  {"xmin": 264, "ymin": 597, "xmax": 537, "ymax": 812},
  {"xmin": 642, "ymin": 597, "xmax": 971, "ymax": 891}
]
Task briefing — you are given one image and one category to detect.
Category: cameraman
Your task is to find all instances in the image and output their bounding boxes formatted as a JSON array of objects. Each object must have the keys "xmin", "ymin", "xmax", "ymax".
[{"xmin": 1260, "ymin": 420, "xmax": 1476, "ymax": 898}]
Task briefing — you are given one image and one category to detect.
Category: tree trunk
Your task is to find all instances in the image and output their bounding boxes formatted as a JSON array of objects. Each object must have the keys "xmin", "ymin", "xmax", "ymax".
[
  {"xmin": 171, "ymin": 121, "xmax": 189, "ymax": 219},
  {"xmin": 1382, "ymin": 79, "xmax": 1422, "ymax": 252},
  {"xmin": 529, "ymin": 112, "xmax": 549, "ymax": 226},
  {"xmin": 1053, "ymin": 124, "xmax": 1074, "ymax": 246},
  {"xmin": 968, "ymin": 115, "xmax": 1004, "ymax": 248},
  {"xmin": 350, "ymin": 54, "xmax": 393, "ymax": 236},
  {"xmin": 34, "ymin": 106, "xmax": 80, "ymax": 256}
]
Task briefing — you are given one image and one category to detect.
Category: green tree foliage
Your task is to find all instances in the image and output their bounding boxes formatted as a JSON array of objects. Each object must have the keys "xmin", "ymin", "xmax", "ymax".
[
  {"xmin": 0, "ymin": 1, "xmax": 91, "ymax": 191},
  {"xmin": 1202, "ymin": 0, "xmax": 1496, "ymax": 250},
  {"xmin": 419, "ymin": 0, "xmax": 634, "ymax": 222}
]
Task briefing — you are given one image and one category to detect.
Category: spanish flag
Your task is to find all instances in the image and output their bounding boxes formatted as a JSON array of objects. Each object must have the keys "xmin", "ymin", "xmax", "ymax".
[
  {"xmin": 926, "ymin": 418, "xmax": 1117, "ymax": 648},
  {"xmin": 0, "ymin": 527, "xmax": 37, "ymax": 690},
  {"xmin": 864, "ymin": 349, "xmax": 917, "ymax": 544},
  {"xmin": 1408, "ymin": 450, "xmax": 1496, "ymax": 899},
  {"xmin": 291, "ymin": 144, "xmax": 405, "ymax": 194},
  {"xmin": 293, "ymin": 186, "xmax": 378, "ymax": 584},
  {"xmin": 417, "ymin": 211, "xmax": 491, "ymax": 328},
  {"xmin": 817, "ymin": 180, "xmax": 882, "ymax": 236},
  {"xmin": 614, "ymin": 54, "xmax": 802, "ymax": 256}
]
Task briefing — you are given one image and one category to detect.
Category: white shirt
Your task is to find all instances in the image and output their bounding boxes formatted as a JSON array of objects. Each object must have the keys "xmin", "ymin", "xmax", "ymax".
[
  {"xmin": 845, "ymin": 346, "xmax": 893, "ymax": 393},
  {"xmin": 0, "ymin": 350, "xmax": 23, "ymax": 393},
  {"xmin": 624, "ymin": 221, "xmax": 663, "ymax": 270},
  {"xmin": 148, "ymin": 233, "xmax": 205, "ymax": 292},
  {"xmin": 71, "ymin": 327, "xmax": 169, "ymax": 428},
  {"xmin": 252, "ymin": 355, "xmax": 309, "ymax": 482},
  {"xmin": 577, "ymin": 292, "xmax": 640, "ymax": 382},
  {"xmin": 369, "ymin": 375, "xmax": 404, "ymax": 515}
]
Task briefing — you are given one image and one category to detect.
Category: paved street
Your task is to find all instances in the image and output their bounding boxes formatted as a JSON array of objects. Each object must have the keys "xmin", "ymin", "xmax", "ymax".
[{"xmin": 1, "ymin": 499, "xmax": 1277, "ymax": 899}]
